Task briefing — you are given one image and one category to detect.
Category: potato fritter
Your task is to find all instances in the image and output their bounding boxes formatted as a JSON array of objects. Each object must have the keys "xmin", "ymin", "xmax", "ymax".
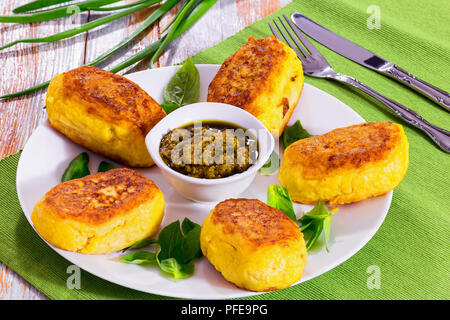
[
  {"xmin": 200, "ymin": 199, "xmax": 307, "ymax": 292},
  {"xmin": 207, "ymin": 36, "xmax": 304, "ymax": 137},
  {"xmin": 31, "ymin": 168, "xmax": 165, "ymax": 254},
  {"xmin": 46, "ymin": 66, "xmax": 166, "ymax": 167},
  {"xmin": 279, "ymin": 122, "xmax": 409, "ymax": 205}
]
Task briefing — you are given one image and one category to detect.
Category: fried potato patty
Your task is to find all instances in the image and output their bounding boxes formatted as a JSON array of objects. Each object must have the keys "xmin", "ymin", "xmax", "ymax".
[
  {"xmin": 46, "ymin": 66, "xmax": 166, "ymax": 167},
  {"xmin": 207, "ymin": 36, "xmax": 304, "ymax": 137},
  {"xmin": 279, "ymin": 122, "xmax": 409, "ymax": 205},
  {"xmin": 200, "ymin": 199, "xmax": 307, "ymax": 292},
  {"xmin": 31, "ymin": 168, "xmax": 165, "ymax": 254}
]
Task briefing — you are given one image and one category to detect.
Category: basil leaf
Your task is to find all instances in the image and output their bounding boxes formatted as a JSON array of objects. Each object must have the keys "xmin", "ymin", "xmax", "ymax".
[
  {"xmin": 163, "ymin": 57, "xmax": 200, "ymax": 108},
  {"xmin": 120, "ymin": 251, "xmax": 156, "ymax": 265},
  {"xmin": 97, "ymin": 161, "xmax": 116, "ymax": 172},
  {"xmin": 156, "ymin": 218, "xmax": 203, "ymax": 280},
  {"xmin": 181, "ymin": 219, "xmax": 202, "ymax": 262},
  {"xmin": 267, "ymin": 185, "xmax": 297, "ymax": 221},
  {"xmin": 304, "ymin": 219, "xmax": 324, "ymax": 251},
  {"xmin": 259, "ymin": 151, "xmax": 280, "ymax": 175},
  {"xmin": 282, "ymin": 120, "xmax": 312, "ymax": 149},
  {"xmin": 157, "ymin": 220, "xmax": 185, "ymax": 262},
  {"xmin": 299, "ymin": 201, "xmax": 338, "ymax": 252},
  {"xmin": 303, "ymin": 200, "xmax": 330, "ymax": 220},
  {"xmin": 160, "ymin": 103, "xmax": 180, "ymax": 115},
  {"xmin": 122, "ymin": 238, "xmax": 158, "ymax": 252},
  {"xmin": 298, "ymin": 218, "xmax": 313, "ymax": 231},
  {"xmin": 61, "ymin": 152, "xmax": 90, "ymax": 182},
  {"xmin": 158, "ymin": 258, "xmax": 194, "ymax": 280},
  {"xmin": 181, "ymin": 217, "xmax": 198, "ymax": 235},
  {"xmin": 323, "ymin": 216, "xmax": 332, "ymax": 252}
]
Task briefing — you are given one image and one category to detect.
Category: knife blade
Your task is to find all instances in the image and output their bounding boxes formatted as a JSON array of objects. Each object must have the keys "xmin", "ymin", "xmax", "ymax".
[{"xmin": 291, "ymin": 12, "xmax": 450, "ymax": 111}]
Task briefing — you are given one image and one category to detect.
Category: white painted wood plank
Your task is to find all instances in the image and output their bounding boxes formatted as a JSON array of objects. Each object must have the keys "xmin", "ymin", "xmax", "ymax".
[
  {"xmin": 0, "ymin": 0, "xmax": 88, "ymax": 301},
  {"xmin": 0, "ymin": 0, "xmax": 290, "ymax": 300}
]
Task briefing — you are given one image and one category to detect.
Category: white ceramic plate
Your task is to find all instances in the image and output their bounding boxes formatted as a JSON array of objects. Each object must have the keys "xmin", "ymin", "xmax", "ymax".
[{"xmin": 16, "ymin": 65, "xmax": 392, "ymax": 299}]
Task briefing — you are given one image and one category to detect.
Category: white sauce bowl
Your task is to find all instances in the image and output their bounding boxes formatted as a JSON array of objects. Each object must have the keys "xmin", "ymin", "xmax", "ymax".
[{"xmin": 146, "ymin": 102, "xmax": 275, "ymax": 202}]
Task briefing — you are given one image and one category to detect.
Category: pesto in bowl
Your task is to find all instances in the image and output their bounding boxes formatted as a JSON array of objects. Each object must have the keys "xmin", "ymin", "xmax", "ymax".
[{"xmin": 159, "ymin": 120, "xmax": 259, "ymax": 179}]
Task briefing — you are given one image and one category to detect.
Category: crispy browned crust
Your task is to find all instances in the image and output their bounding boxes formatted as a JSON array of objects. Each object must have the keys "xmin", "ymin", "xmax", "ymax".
[
  {"xmin": 62, "ymin": 66, "xmax": 165, "ymax": 135},
  {"xmin": 42, "ymin": 168, "xmax": 160, "ymax": 225},
  {"xmin": 207, "ymin": 36, "xmax": 288, "ymax": 115},
  {"xmin": 210, "ymin": 198, "xmax": 301, "ymax": 247},
  {"xmin": 287, "ymin": 122, "xmax": 401, "ymax": 176}
]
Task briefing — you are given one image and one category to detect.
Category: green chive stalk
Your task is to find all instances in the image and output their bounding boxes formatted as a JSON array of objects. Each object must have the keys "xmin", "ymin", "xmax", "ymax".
[
  {"xmin": 88, "ymin": 0, "xmax": 152, "ymax": 11},
  {"xmin": 148, "ymin": 0, "xmax": 196, "ymax": 68},
  {"xmin": 13, "ymin": 0, "xmax": 73, "ymax": 14},
  {"xmin": 0, "ymin": 0, "xmax": 217, "ymax": 99},
  {"xmin": 0, "ymin": 0, "xmax": 122, "ymax": 23},
  {"xmin": 0, "ymin": 0, "xmax": 162, "ymax": 52}
]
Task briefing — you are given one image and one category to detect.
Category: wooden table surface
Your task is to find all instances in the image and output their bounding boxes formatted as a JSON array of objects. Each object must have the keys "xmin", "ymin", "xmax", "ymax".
[{"xmin": 0, "ymin": 0, "xmax": 290, "ymax": 300}]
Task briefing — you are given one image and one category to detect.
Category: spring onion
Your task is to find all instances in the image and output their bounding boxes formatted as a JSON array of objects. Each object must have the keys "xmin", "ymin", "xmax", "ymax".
[
  {"xmin": 1, "ymin": 0, "xmax": 216, "ymax": 99},
  {"xmin": 0, "ymin": 0, "xmax": 162, "ymax": 52},
  {"xmin": 0, "ymin": 0, "xmax": 122, "ymax": 23},
  {"xmin": 87, "ymin": 0, "xmax": 153, "ymax": 11},
  {"xmin": 13, "ymin": 0, "xmax": 73, "ymax": 14},
  {"xmin": 149, "ymin": 0, "xmax": 196, "ymax": 67}
]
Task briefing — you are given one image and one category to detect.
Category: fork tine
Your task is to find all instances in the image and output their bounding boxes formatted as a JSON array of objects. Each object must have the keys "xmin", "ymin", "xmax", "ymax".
[
  {"xmin": 282, "ymin": 14, "xmax": 322, "ymax": 57},
  {"xmin": 276, "ymin": 17, "xmax": 309, "ymax": 58},
  {"xmin": 268, "ymin": 21, "xmax": 284, "ymax": 44},
  {"xmin": 269, "ymin": 20, "xmax": 305, "ymax": 64}
]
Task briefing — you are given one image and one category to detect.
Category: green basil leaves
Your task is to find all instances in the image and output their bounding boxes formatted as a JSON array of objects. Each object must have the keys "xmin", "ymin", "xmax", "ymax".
[
  {"xmin": 259, "ymin": 151, "xmax": 280, "ymax": 175},
  {"xmin": 266, "ymin": 184, "xmax": 338, "ymax": 252},
  {"xmin": 61, "ymin": 152, "xmax": 90, "ymax": 182},
  {"xmin": 97, "ymin": 161, "xmax": 116, "ymax": 172},
  {"xmin": 61, "ymin": 153, "xmax": 117, "ymax": 182},
  {"xmin": 282, "ymin": 120, "xmax": 312, "ymax": 149},
  {"xmin": 299, "ymin": 200, "xmax": 338, "ymax": 252},
  {"xmin": 119, "ymin": 218, "xmax": 203, "ymax": 280},
  {"xmin": 267, "ymin": 185, "xmax": 296, "ymax": 221},
  {"xmin": 162, "ymin": 57, "xmax": 200, "ymax": 114},
  {"xmin": 120, "ymin": 251, "xmax": 156, "ymax": 265}
]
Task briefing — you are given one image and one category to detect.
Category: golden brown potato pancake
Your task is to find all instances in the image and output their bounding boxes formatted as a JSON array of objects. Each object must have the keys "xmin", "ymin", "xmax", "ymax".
[
  {"xmin": 200, "ymin": 198, "xmax": 307, "ymax": 292},
  {"xmin": 279, "ymin": 122, "xmax": 409, "ymax": 205},
  {"xmin": 46, "ymin": 66, "xmax": 165, "ymax": 167},
  {"xmin": 31, "ymin": 168, "xmax": 165, "ymax": 254},
  {"xmin": 207, "ymin": 36, "xmax": 304, "ymax": 137}
]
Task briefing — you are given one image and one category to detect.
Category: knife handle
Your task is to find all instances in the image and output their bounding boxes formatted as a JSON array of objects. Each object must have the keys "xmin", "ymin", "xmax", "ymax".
[
  {"xmin": 333, "ymin": 73, "xmax": 450, "ymax": 153},
  {"xmin": 383, "ymin": 64, "xmax": 450, "ymax": 111}
]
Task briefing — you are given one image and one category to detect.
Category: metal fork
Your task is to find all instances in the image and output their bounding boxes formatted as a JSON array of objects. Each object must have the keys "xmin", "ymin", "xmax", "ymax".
[{"xmin": 269, "ymin": 14, "xmax": 450, "ymax": 153}]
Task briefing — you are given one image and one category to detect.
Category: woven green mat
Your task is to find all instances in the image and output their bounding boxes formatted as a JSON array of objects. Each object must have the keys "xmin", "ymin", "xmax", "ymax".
[{"xmin": 1, "ymin": 0, "xmax": 449, "ymax": 299}]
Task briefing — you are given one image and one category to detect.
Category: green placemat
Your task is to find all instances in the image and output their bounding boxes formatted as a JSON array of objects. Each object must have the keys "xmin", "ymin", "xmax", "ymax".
[{"xmin": 1, "ymin": 0, "xmax": 449, "ymax": 300}]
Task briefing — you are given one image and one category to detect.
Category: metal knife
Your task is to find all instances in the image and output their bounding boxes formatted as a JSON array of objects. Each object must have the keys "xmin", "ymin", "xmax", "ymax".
[{"xmin": 291, "ymin": 12, "xmax": 450, "ymax": 111}]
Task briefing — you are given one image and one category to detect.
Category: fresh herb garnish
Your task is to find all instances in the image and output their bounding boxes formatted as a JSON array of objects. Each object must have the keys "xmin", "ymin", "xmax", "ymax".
[
  {"xmin": 282, "ymin": 120, "xmax": 313, "ymax": 149},
  {"xmin": 97, "ymin": 161, "xmax": 116, "ymax": 172},
  {"xmin": 120, "ymin": 251, "xmax": 157, "ymax": 265},
  {"xmin": 157, "ymin": 218, "xmax": 203, "ymax": 280},
  {"xmin": 61, "ymin": 152, "xmax": 90, "ymax": 182},
  {"xmin": 266, "ymin": 185, "xmax": 338, "ymax": 252},
  {"xmin": 119, "ymin": 218, "xmax": 203, "ymax": 280},
  {"xmin": 160, "ymin": 103, "xmax": 180, "ymax": 115},
  {"xmin": 259, "ymin": 151, "xmax": 280, "ymax": 175},
  {"xmin": 122, "ymin": 238, "xmax": 158, "ymax": 253},
  {"xmin": 267, "ymin": 185, "xmax": 296, "ymax": 221},
  {"xmin": 162, "ymin": 57, "xmax": 200, "ymax": 114},
  {"xmin": 298, "ymin": 201, "xmax": 338, "ymax": 252}
]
